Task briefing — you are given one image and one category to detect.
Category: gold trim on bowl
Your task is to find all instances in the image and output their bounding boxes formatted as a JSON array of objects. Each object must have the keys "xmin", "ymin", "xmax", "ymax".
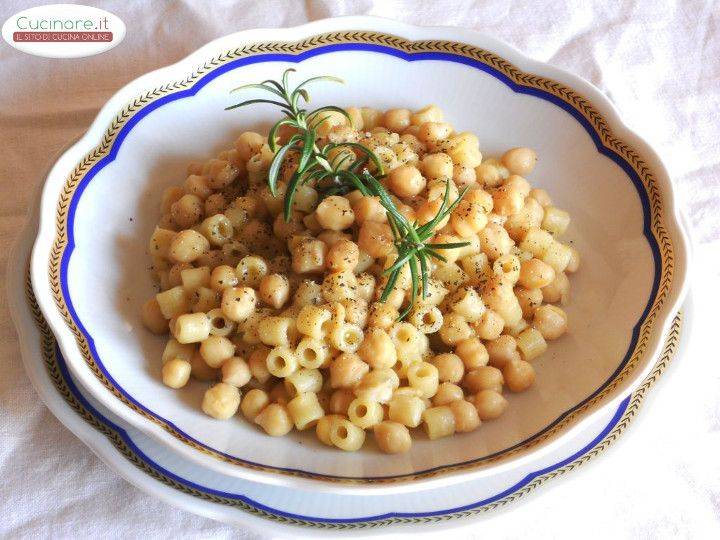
[
  {"xmin": 27, "ymin": 266, "xmax": 682, "ymax": 527},
  {"xmin": 46, "ymin": 30, "xmax": 676, "ymax": 484}
]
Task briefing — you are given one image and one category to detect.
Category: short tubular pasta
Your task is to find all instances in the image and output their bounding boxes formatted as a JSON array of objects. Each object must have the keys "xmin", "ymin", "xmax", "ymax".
[
  {"xmin": 265, "ymin": 346, "xmax": 299, "ymax": 378},
  {"xmin": 144, "ymin": 93, "xmax": 579, "ymax": 452},
  {"xmin": 409, "ymin": 305, "xmax": 444, "ymax": 334},
  {"xmin": 173, "ymin": 312, "xmax": 211, "ymax": 344},
  {"xmin": 205, "ymin": 307, "xmax": 236, "ymax": 337},
  {"xmin": 347, "ymin": 397, "xmax": 384, "ymax": 429},
  {"xmin": 199, "ymin": 214, "xmax": 234, "ymax": 246},
  {"xmin": 422, "ymin": 406, "xmax": 456, "ymax": 440},
  {"xmin": 407, "ymin": 362, "xmax": 440, "ymax": 399},
  {"xmin": 257, "ymin": 316, "xmax": 296, "ymax": 347},
  {"xmin": 295, "ymin": 305, "xmax": 332, "ymax": 340},
  {"xmin": 161, "ymin": 338, "xmax": 195, "ymax": 364},
  {"xmin": 236, "ymin": 255, "xmax": 269, "ymax": 287},
  {"xmin": 316, "ymin": 414, "xmax": 344, "ymax": 446},
  {"xmin": 284, "ymin": 368, "xmax": 323, "ymax": 397},
  {"xmin": 388, "ymin": 394, "xmax": 425, "ymax": 428},
  {"xmin": 287, "ymin": 392, "xmax": 324, "ymax": 430},
  {"xmin": 329, "ymin": 417, "xmax": 366, "ymax": 451},
  {"xmin": 295, "ymin": 337, "xmax": 332, "ymax": 369},
  {"xmin": 329, "ymin": 323, "xmax": 364, "ymax": 353}
]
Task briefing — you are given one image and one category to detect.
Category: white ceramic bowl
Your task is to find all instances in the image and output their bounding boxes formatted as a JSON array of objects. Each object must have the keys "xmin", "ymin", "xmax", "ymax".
[{"xmin": 31, "ymin": 16, "xmax": 690, "ymax": 493}]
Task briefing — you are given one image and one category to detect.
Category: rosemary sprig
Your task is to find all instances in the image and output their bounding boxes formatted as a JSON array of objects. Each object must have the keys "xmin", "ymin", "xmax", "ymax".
[{"xmin": 226, "ymin": 69, "xmax": 469, "ymax": 319}]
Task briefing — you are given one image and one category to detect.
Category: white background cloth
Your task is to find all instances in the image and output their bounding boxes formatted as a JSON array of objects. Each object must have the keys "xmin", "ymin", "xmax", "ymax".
[{"xmin": 1, "ymin": 1, "xmax": 719, "ymax": 538}]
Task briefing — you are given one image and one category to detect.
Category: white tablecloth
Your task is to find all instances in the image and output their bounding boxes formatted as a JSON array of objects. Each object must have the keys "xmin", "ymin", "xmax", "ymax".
[{"xmin": 1, "ymin": 1, "xmax": 718, "ymax": 538}]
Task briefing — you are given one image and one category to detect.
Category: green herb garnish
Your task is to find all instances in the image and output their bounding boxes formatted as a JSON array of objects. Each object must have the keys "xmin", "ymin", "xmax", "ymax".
[{"xmin": 226, "ymin": 69, "xmax": 468, "ymax": 319}]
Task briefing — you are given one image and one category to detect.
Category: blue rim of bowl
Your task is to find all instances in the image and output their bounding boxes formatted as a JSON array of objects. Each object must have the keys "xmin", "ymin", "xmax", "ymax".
[
  {"xmin": 48, "ymin": 33, "xmax": 672, "ymax": 483},
  {"xmin": 28, "ymin": 268, "xmax": 683, "ymax": 527}
]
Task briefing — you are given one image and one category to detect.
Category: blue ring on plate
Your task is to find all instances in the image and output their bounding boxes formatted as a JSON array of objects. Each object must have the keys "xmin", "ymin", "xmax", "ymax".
[
  {"xmin": 59, "ymin": 42, "xmax": 661, "ymax": 479},
  {"xmin": 56, "ymin": 342, "xmax": 630, "ymax": 523}
]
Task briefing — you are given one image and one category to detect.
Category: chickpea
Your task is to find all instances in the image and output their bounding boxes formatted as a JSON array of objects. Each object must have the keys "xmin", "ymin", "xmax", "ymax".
[
  {"xmin": 542, "ymin": 271, "xmax": 570, "ymax": 304},
  {"xmin": 210, "ymin": 264, "xmax": 239, "ymax": 291},
  {"xmin": 478, "ymin": 223, "xmax": 513, "ymax": 261},
  {"xmin": 171, "ymin": 194, "xmax": 204, "ymax": 228},
  {"xmin": 421, "ymin": 152, "xmax": 454, "ymax": 180},
  {"xmin": 432, "ymin": 382, "xmax": 465, "ymax": 406},
  {"xmin": 169, "ymin": 230, "xmax": 210, "ymax": 263},
  {"xmin": 465, "ymin": 188, "xmax": 494, "ymax": 213},
  {"xmin": 368, "ymin": 302, "xmax": 399, "ymax": 330},
  {"xmin": 450, "ymin": 200, "xmax": 488, "ymax": 237},
  {"xmin": 221, "ymin": 286, "xmax": 257, "ymax": 323},
  {"xmin": 463, "ymin": 366, "xmax": 504, "ymax": 393},
  {"xmin": 455, "ymin": 337, "xmax": 490, "ymax": 369},
  {"xmin": 474, "ymin": 390, "xmax": 508, "ymax": 420},
  {"xmin": 382, "ymin": 108, "xmax": 411, "ymax": 132},
  {"xmin": 357, "ymin": 327, "xmax": 397, "ymax": 369},
  {"xmin": 321, "ymin": 271, "xmax": 358, "ymax": 303},
  {"xmin": 501, "ymin": 147, "xmax": 537, "ymax": 176},
  {"xmin": 360, "ymin": 107, "xmax": 382, "ymax": 130},
  {"xmin": 374, "ymin": 421, "xmax": 412, "ymax": 454},
  {"xmin": 141, "ymin": 298, "xmax": 168, "ymax": 334},
  {"xmin": 411, "ymin": 105, "xmax": 444, "ymax": 126},
  {"xmin": 530, "ymin": 187, "xmax": 552, "ymax": 207},
  {"xmin": 200, "ymin": 335, "xmax": 235, "ymax": 368},
  {"xmin": 492, "ymin": 182, "xmax": 525, "ymax": 217},
  {"xmin": 326, "ymin": 239, "xmax": 360, "ymax": 272},
  {"xmin": 259, "ymin": 273, "xmax": 290, "ymax": 309},
  {"xmin": 221, "ymin": 357, "xmax": 252, "ymax": 387},
  {"xmin": 204, "ymin": 192, "xmax": 227, "ymax": 216},
  {"xmin": 315, "ymin": 196, "xmax": 355, "ymax": 231},
  {"xmin": 240, "ymin": 388, "xmax": 270, "ymax": 421},
  {"xmin": 431, "ymin": 353, "xmax": 465, "ymax": 383},
  {"xmin": 353, "ymin": 196, "xmax": 387, "ymax": 224},
  {"xmin": 330, "ymin": 352, "xmax": 370, "ymax": 389},
  {"xmin": 358, "ymin": 221, "xmax": 394, "ymax": 258},
  {"xmin": 201, "ymin": 383, "xmax": 241, "ymax": 420},
  {"xmin": 161, "ymin": 358, "xmax": 191, "ymax": 388},
  {"xmin": 566, "ymin": 246, "xmax": 581, "ymax": 273},
  {"xmin": 503, "ymin": 359, "xmax": 536, "ymax": 392},
  {"xmin": 486, "ymin": 335, "xmax": 521, "ymax": 369},
  {"xmin": 518, "ymin": 258, "xmax": 556, "ymax": 289},
  {"xmin": 248, "ymin": 347, "xmax": 272, "ymax": 384},
  {"xmin": 515, "ymin": 286, "xmax": 544, "ymax": 318},
  {"xmin": 189, "ymin": 350, "xmax": 218, "ymax": 382},
  {"xmin": 453, "ymin": 164, "xmax": 477, "ymax": 187},
  {"xmin": 388, "ymin": 165, "xmax": 426, "ymax": 198},
  {"xmin": 255, "ymin": 403, "xmax": 293, "ymax": 436},
  {"xmin": 449, "ymin": 399, "xmax": 481, "ymax": 432},
  {"xmin": 472, "ymin": 309, "xmax": 505, "ymax": 340},
  {"xmin": 418, "ymin": 122, "xmax": 453, "ymax": 151},
  {"xmin": 273, "ymin": 210, "xmax": 305, "ymax": 241},
  {"xmin": 415, "ymin": 198, "xmax": 450, "ymax": 231},
  {"xmin": 235, "ymin": 131, "xmax": 265, "ymax": 160},
  {"xmin": 533, "ymin": 305, "xmax": 568, "ymax": 340},
  {"xmin": 439, "ymin": 312, "xmax": 473, "ymax": 346}
]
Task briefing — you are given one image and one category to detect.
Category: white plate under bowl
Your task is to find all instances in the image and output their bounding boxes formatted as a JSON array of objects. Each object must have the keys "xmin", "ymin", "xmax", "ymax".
[
  {"xmin": 30, "ymin": 16, "xmax": 690, "ymax": 492},
  {"xmin": 10, "ymin": 203, "xmax": 688, "ymax": 535}
]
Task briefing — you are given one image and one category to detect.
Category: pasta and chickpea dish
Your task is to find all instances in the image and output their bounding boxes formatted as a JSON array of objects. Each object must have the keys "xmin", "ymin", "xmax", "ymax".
[{"xmin": 141, "ymin": 70, "xmax": 579, "ymax": 455}]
